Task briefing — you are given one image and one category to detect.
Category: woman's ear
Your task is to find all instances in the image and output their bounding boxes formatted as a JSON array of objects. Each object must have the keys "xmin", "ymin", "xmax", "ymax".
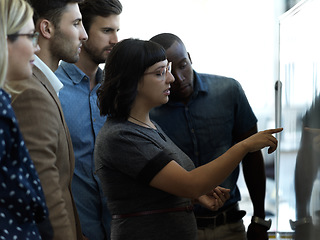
[
  {"xmin": 137, "ymin": 80, "xmax": 142, "ymax": 92},
  {"xmin": 7, "ymin": 36, "xmax": 13, "ymax": 54},
  {"xmin": 38, "ymin": 19, "xmax": 54, "ymax": 39}
]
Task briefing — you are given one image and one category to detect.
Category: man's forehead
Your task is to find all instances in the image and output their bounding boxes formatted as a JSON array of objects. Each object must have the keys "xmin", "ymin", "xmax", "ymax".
[
  {"xmin": 61, "ymin": 3, "xmax": 82, "ymax": 19},
  {"xmin": 166, "ymin": 44, "xmax": 188, "ymax": 62}
]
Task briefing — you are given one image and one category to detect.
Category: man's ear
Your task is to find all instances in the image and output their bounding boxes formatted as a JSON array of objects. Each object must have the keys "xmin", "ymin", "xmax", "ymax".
[
  {"xmin": 187, "ymin": 52, "xmax": 192, "ymax": 64},
  {"xmin": 38, "ymin": 19, "xmax": 54, "ymax": 39}
]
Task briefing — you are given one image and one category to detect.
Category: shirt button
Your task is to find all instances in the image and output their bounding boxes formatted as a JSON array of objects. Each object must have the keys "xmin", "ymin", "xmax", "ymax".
[
  {"xmin": 191, "ymin": 129, "xmax": 195, "ymax": 133},
  {"xmin": 93, "ymin": 118, "xmax": 96, "ymax": 122}
]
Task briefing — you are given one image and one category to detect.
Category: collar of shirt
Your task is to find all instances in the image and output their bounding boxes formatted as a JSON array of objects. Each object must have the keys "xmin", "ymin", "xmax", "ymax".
[
  {"xmin": 192, "ymin": 70, "xmax": 208, "ymax": 95},
  {"xmin": 167, "ymin": 70, "xmax": 208, "ymax": 106},
  {"xmin": 34, "ymin": 55, "xmax": 63, "ymax": 96},
  {"xmin": 59, "ymin": 61, "xmax": 103, "ymax": 85}
]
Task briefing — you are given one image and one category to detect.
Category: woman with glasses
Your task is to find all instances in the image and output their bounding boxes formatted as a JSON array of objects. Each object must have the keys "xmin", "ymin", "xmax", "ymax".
[
  {"xmin": 0, "ymin": 0, "xmax": 50, "ymax": 239},
  {"xmin": 94, "ymin": 38, "xmax": 282, "ymax": 240}
]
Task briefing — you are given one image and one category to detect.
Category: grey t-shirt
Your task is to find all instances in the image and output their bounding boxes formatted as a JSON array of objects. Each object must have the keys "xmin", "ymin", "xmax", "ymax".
[{"xmin": 94, "ymin": 118, "xmax": 197, "ymax": 240}]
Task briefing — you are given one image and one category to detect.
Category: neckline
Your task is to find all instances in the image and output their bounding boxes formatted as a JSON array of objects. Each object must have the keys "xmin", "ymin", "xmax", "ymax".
[
  {"xmin": 129, "ymin": 115, "xmax": 156, "ymax": 130},
  {"xmin": 128, "ymin": 116, "xmax": 166, "ymax": 141}
]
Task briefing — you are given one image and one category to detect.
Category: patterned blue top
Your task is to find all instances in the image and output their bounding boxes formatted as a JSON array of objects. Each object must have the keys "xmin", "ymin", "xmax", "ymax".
[
  {"xmin": 0, "ymin": 89, "xmax": 48, "ymax": 239},
  {"xmin": 150, "ymin": 71, "xmax": 257, "ymax": 215},
  {"xmin": 55, "ymin": 61, "xmax": 110, "ymax": 239}
]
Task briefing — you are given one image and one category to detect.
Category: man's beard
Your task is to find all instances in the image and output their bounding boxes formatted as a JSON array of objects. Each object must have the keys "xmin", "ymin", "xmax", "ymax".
[
  {"xmin": 50, "ymin": 28, "xmax": 80, "ymax": 64},
  {"xmin": 82, "ymin": 43, "xmax": 108, "ymax": 65}
]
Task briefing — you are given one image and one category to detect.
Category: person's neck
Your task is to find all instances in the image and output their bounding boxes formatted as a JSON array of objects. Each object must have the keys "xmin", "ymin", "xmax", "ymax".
[
  {"xmin": 36, "ymin": 49, "xmax": 59, "ymax": 72},
  {"xmin": 129, "ymin": 104, "xmax": 155, "ymax": 129},
  {"xmin": 75, "ymin": 51, "xmax": 99, "ymax": 90}
]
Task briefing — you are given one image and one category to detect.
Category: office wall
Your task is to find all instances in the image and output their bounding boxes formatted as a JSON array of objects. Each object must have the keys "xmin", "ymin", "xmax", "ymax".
[{"xmin": 118, "ymin": 0, "xmax": 286, "ymax": 126}]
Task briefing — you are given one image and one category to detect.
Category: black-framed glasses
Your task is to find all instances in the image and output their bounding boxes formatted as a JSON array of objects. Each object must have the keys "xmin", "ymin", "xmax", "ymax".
[
  {"xmin": 144, "ymin": 62, "xmax": 172, "ymax": 78},
  {"xmin": 7, "ymin": 32, "xmax": 39, "ymax": 47}
]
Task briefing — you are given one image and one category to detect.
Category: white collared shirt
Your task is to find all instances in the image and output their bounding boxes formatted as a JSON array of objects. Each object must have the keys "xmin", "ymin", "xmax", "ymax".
[{"xmin": 34, "ymin": 55, "xmax": 63, "ymax": 96}]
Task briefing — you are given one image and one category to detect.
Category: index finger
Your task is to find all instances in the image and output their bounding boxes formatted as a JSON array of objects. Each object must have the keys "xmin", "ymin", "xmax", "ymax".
[
  {"xmin": 263, "ymin": 128, "xmax": 283, "ymax": 134},
  {"xmin": 213, "ymin": 187, "xmax": 230, "ymax": 200},
  {"xmin": 214, "ymin": 186, "xmax": 230, "ymax": 194}
]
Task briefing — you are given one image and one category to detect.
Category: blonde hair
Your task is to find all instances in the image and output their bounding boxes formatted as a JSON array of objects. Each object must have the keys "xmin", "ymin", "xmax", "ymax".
[{"xmin": 0, "ymin": 0, "xmax": 33, "ymax": 87}]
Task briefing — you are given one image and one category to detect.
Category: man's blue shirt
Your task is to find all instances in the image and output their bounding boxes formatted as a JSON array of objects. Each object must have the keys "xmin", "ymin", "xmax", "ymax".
[
  {"xmin": 55, "ymin": 61, "xmax": 110, "ymax": 239},
  {"xmin": 150, "ymin": 71, "xmax": 257, "ymax": 215}
]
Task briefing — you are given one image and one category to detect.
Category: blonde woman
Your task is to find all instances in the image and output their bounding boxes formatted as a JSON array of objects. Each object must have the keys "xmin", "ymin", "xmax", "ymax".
[{"xmin": 0, "ymin": 0, "xmax": 50, "ymax": 239}]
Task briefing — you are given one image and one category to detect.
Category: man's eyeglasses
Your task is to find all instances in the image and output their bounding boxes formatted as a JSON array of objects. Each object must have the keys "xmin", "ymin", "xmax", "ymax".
[
  {"xmin": 7, "ymin": 32, "xmax": 39, "ymax": 47},
  {"xmin": 144, "ymin": 62, "xmax": 172, "ymax": 78}
]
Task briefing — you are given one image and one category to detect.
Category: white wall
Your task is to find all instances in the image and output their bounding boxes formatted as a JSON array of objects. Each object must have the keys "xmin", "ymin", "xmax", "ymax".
[{"xmin": 118, "ymin": 0, "xmax": 287, "ymax": 129}]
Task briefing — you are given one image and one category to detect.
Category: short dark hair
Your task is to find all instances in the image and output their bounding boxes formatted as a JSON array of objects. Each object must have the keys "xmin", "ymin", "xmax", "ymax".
[
  {"xmin": 27, "ymin": 0, "xmax": 83, "ymax": 27},
  {"xmin": 150, "ymin": 33, "xmax": 184, "ymax": 50},
  {"xmin": 79, "ymin": 0, "xmax": 122, "ymax": 33},
  {"xmin": 97, "ymin": 38, "xmax": 166, "ymax": 120}
]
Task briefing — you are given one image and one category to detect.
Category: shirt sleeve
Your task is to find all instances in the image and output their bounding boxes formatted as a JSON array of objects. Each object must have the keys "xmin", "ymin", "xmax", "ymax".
[
  {"xmin": 99, "ymin": 127, "xmax": 172, "ymax": 184},
  {"xmin": 232, "ymin": 80, "xmax": 258, "ymax": 138}
]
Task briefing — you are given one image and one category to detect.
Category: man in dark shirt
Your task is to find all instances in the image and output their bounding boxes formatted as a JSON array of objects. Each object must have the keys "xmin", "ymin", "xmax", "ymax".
[{"xmin": 150, "ymin": 33, "xmax": 271, "ymax": 240}]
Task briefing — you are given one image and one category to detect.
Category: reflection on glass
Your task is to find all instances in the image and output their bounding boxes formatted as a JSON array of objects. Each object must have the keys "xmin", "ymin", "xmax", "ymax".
[
  {"xmin": 292, "ymin": 96, "xmax": 320, "ymax": 239},
  {"xmin": 278, "ymin": 0, "xmax": 320, "ymax": 238}
]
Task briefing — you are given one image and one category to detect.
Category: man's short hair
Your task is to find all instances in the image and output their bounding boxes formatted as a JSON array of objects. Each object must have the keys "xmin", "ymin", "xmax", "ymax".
[
  {"xmin": 79, "ymin": 0, "xmax": 122, "ymax": 33},
  {"xmin": 27, "ymin": 0, "xmax": 83, "ymax": 27},
  {"xmin": 150, "ymin": 33, "xmax": 184, "ymax": 50}
]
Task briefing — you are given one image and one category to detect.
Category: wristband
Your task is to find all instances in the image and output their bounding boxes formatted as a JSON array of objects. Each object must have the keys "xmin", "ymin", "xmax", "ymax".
[
  {"xmin": 251, "ymin": 216, "xmax": 272, "ymax": 230},
  {"xmin": 289, "ymin": 216, "xmax": 312, "ymax": 230}
]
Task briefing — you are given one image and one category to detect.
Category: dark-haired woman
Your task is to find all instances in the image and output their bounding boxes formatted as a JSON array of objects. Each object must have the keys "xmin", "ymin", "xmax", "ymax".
[{"xmin": 94, "ymin": 38, "xmax": 282, "ymax": 240}]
